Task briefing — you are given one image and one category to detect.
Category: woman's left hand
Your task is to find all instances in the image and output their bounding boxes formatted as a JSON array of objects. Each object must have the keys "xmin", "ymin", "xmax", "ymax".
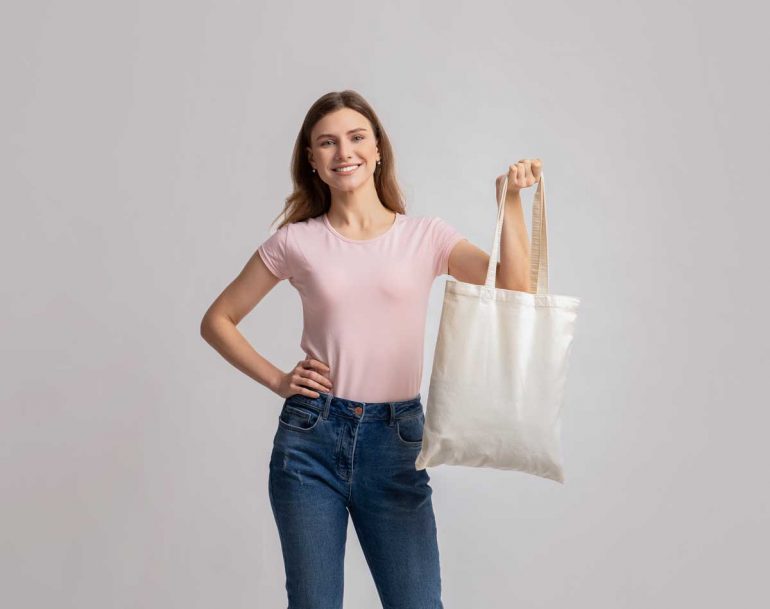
[{"xmin": 495, "ymin": 158, "xmax": 543, "ymax": 202}]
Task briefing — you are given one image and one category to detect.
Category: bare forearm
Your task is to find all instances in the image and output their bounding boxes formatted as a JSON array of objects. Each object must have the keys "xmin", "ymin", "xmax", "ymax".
[
  {"xmin": 200, "ymin": 315, "xmax": 284, "ymax": 394},
  {"xmin": 496, "ymin": 191, "xmax": 532, "ymax": 292}
]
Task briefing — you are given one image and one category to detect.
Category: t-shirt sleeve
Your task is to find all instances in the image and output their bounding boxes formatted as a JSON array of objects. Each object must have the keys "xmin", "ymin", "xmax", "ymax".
[
  {"xmin": 257, "ymin": 223, "xmax": 292, "ymax": 280},
  {"xmin": 430, "ymin": 216, "xmax": 467, "ymax": 277}
]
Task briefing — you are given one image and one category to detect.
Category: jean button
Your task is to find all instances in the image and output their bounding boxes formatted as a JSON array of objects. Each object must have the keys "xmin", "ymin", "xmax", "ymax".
[{"xmin": 354, "ymin": 406, "xmax": 363, "ymax": 415}]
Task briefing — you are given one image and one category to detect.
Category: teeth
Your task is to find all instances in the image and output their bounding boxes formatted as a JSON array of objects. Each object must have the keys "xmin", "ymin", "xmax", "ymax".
[{"xmin": 334, "ymin": 164, "xmax": 360, "ymax": 172}]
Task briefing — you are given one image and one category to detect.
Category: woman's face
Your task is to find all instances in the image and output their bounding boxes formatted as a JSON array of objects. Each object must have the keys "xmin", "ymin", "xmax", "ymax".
[{"xmin": 307, "ymin": 107, "xmax": 380, "ymax": 193}]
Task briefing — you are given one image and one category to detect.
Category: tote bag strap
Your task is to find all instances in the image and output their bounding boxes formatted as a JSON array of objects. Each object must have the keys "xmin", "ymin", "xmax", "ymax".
[{"xmin": 484, "ymin": 171, "xmax": 548, "ymax": 295}]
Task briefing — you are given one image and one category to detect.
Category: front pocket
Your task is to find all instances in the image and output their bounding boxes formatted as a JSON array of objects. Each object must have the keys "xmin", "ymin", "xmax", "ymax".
[
  {"xmin": 278, "ymin": 403, "xmax": 322, "ymax": 432},
  {"xmin": 396, "ymin": 413, "xmax": 424, "ymax": 445}
]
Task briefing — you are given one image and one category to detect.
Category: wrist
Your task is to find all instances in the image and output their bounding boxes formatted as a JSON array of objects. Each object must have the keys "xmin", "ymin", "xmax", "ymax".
[{"xmin": 267, "ymin": 369, "xmax": 284, "ymax": 393}]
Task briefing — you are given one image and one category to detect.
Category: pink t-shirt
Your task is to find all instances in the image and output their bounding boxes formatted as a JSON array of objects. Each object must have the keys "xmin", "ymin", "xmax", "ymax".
[{"xmin": 257, "ymin": 211, "xmax": 466, "ymax": 403}]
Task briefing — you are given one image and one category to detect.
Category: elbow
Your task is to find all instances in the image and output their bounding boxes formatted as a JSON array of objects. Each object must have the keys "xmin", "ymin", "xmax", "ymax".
[
  {"xmin": 200, "ymin": 315, "xmax": 213, "ymax": 342},
  {"xmin": 200, "ymin": 311, "xmax": 222, "ymax": 342},
  {"xmin": 201, "ymin": 310, "xmax": 238, "ymax": 343}
]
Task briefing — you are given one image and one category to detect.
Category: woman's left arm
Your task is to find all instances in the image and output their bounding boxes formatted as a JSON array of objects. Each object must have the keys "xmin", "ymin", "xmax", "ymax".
[{"xmin": 447, "ymin": 159, "xmax": 542, "ymax": 292}]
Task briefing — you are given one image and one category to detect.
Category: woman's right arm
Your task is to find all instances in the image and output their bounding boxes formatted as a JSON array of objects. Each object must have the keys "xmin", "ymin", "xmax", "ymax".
[{"xmin": 199, "ymin": 248, "xmax": 332, "ymax": 398}]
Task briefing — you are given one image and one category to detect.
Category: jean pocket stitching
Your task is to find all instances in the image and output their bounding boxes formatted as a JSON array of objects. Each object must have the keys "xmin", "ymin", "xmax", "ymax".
[
  {"xmin": 284, "ymin": 405, "xmax": 311, "ymax": 420},
  {"xmin": 278, "ymin": 405, "xmax": 322, "ymax": 432},
  {"xmin": 396, "ymin": 414, "xmax": 424, "ymax": 446}
]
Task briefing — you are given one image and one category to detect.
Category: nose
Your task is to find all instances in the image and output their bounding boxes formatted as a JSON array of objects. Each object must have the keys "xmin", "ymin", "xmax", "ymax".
[{"xmin": 336, "ymin": 140, "xmax": 354, "ymax": 161}]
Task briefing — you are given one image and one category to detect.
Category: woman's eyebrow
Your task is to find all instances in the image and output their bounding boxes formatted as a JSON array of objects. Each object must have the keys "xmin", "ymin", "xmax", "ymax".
[{"xmin": 315, "ymin": 128, "xmax": 368, "ymax": 141}]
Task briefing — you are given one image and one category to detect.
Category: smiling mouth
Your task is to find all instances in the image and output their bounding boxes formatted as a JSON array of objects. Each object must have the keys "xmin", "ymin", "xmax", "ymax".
[{"xmin": 332, "ymin": 163, "xmax": 362, "ymax": 174}]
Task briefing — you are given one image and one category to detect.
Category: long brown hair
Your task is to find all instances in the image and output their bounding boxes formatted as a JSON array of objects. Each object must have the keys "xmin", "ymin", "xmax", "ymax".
[{"xmin": 269, "ymin": 90, "xmax": 407, "ymax": 230}]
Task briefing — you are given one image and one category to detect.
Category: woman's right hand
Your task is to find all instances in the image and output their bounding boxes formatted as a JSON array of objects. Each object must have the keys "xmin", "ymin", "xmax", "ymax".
[{"xmin": 276, "ymin": 356, "xmax": 333, "ymax": 399}]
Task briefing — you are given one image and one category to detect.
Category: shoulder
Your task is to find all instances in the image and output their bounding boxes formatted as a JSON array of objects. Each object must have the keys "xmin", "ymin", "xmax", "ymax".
[
  {"xmin": 275, "ymin": 214, "xmax": 324, "ymax": 240},
  {"xmin": 397, "ymin": 213, "xmax": 437, "ymax": 232},
  {"xmin": 263, "ymin": 215, "xmax": 320, "ymax": 240},
  {"xmin": 257, "ymin": 216, "xmax": 319, "ymax": 279},
  {"xmin": 425, "ymin": 215, "xmax": 463, "ymax": 238}
]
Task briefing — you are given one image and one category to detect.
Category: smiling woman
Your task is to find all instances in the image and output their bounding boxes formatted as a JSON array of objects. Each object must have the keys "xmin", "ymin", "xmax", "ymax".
[{"xmin": 200, "ymin": 89, "xmax": 469, "ymax": 609}]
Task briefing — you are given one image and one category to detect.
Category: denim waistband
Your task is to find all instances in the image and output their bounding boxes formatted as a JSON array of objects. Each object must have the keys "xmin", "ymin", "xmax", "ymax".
[{"xmin": 285, "ymin": 390, "xmax": 422, "ymax": 422}]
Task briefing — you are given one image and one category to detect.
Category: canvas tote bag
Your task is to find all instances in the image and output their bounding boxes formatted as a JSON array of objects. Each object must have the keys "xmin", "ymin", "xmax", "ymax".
[{"xmin": 415, "ymin": 172, "xmax": 580, "ymax": 483}]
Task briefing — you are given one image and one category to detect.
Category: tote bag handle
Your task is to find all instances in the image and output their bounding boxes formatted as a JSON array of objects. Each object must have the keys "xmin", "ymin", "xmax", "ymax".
[{"xmin": 485, "ymin": 172, "xmax": 548, "ymax": 295}]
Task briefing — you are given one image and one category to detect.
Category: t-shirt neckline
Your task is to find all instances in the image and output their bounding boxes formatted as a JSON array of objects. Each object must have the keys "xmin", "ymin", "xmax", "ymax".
[{"xmin": 322, "ymin": 211, "xmax": 400, "ymax": 243}]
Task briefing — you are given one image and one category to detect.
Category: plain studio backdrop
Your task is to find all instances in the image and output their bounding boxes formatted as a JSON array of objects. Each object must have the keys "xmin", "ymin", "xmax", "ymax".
[{"xmin": 2, "ymin": 1, "xmax": 767, "ymax": 607}]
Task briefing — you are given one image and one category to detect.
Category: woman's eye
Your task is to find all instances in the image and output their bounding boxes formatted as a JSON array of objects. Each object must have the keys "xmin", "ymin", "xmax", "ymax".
[{"xmin": 321, "ymin": 135, "xmax": 364, "ymax": 146}]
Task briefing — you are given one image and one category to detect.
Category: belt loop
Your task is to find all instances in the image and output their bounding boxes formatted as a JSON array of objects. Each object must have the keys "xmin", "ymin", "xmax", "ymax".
[
  {"xmin": 388, "ymin": 402, "xmax": 396, "ymax": 427},
  {"xmin": 323, "ymin": 392, "xmax": 332, "ymax": 419}
]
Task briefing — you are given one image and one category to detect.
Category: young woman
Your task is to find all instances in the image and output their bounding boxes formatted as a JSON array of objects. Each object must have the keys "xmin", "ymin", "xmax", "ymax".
[{"xmin": 200, "ymin": 90, "xmax": 540, "ymax": 609}]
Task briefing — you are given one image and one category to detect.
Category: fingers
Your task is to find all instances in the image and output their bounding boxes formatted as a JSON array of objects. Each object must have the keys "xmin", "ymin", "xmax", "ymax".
[
  {"xmin": 300, "ymin": 357, "xmax": 330, "ymax": 374},
  {"xmin": 300, "ymin": 368, "xmax": 333, "ymax": 390},
  {"xmin": 292, "ymin": 377, "xmax": 329, "ymax": 398},
  {"xmin": 508, "ymin": 158, "xmax": 542, "ymax": 189},
  {"xmin": 531, "ymin": 158, "xmax": 542, "ymax": 179},
  {"xmin": 295, "ymin": 357, "xmax": 333, "ymax": 398},
  {"xmin": 512, "ymin": 160, "xmax": 530, "ymax": 187},
  {"xmin": 507, "ymin": 163, "xmax": 518, "ymax": 184},
  {"xmin": 520, "ymin": 160, "xmax": 533, "ymax": 184}
]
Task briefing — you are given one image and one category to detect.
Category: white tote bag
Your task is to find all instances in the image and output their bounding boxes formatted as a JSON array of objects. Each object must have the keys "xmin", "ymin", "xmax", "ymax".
[{"xmin": 416, "ymin": 172, "xmax": 580, "ymax": 483}]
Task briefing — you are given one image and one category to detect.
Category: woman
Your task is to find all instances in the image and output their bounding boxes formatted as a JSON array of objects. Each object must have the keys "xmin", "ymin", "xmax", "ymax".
[{"xmin": 200, "ymin": 90, "xmax": 540, "ymax": 609}]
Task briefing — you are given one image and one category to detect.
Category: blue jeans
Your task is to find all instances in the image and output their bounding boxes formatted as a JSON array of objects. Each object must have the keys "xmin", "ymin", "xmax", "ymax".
[{"xmin": 268, "ymin": 391, "xmax": 444, "ymax": 609}]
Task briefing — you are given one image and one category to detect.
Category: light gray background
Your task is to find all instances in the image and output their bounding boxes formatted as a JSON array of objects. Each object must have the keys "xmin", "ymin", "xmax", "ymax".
[{"xmin": 2, "ymin": 1, "xmax": 767, "ymax": 607}]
